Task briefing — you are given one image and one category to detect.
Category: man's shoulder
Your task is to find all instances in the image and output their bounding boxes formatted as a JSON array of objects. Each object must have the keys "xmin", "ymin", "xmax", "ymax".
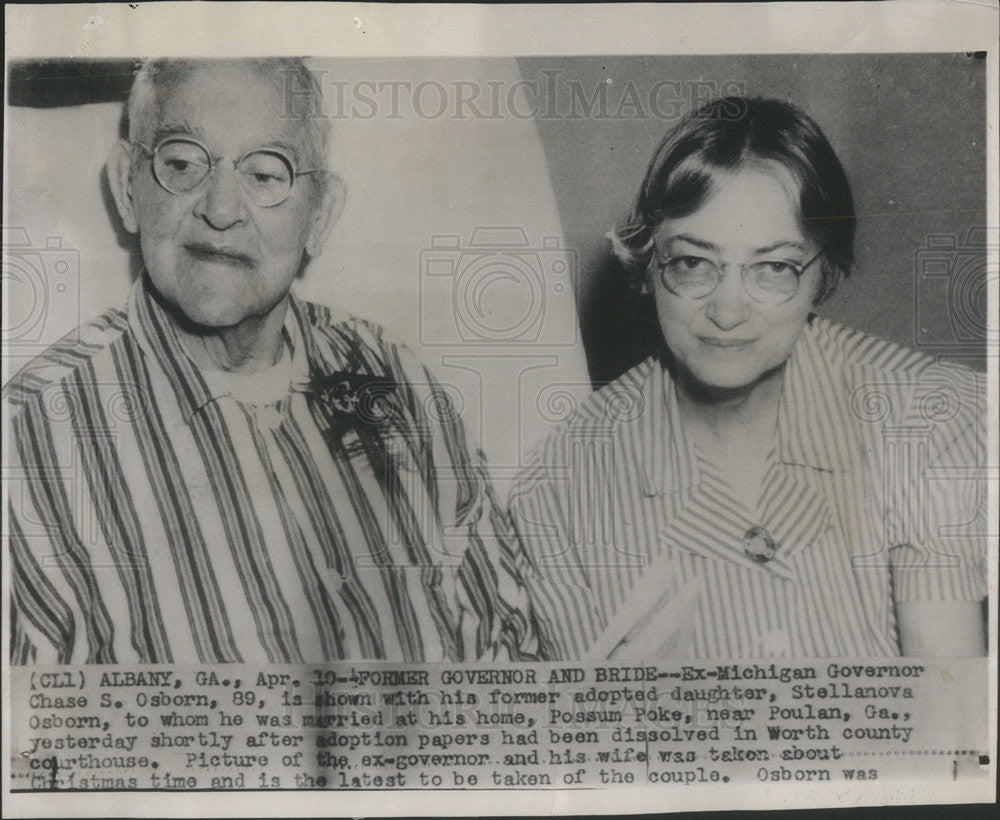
[
  {"xmin": 298, "ymin": 300, "xmax": 385, "ymax": 340},
  {"xmin": 297, "ymin": 300, "xmax": 405, "ymax": 361},
  {"xmin": 3, "ymin": 308, "xmax": 131, "ymax": 409},
  {"xmin": 296, "ymin": 300, "xmax": 435, "ymax": 385}
]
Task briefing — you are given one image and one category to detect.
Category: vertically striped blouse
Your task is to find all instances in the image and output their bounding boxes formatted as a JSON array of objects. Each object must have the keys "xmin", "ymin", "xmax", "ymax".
[
  {"xmin": 509, "ymin": 317, "xmax": 987, "ymax": 658},
  {"xmin": 7, "ymin": 277, "xmax": 536, "ymax": 664}
]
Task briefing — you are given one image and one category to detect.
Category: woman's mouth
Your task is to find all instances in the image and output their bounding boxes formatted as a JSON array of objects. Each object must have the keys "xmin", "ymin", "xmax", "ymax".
[{"xmin": 698, "ymin": 336, "xmax": 755, "ymax": 349}]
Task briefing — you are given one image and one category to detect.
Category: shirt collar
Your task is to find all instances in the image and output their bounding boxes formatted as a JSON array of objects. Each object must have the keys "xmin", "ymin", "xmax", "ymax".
[
  {"xmin": 637, "ymin": 317, "xmax": 854, "ymax": 496},
  {"xmin": 637, "ymin": 353, "xmax": 700, "ymax": 496},
  {"xmin": 127, "ymin": 274, "xmax": 314, "ymax": 423},
  {"xmin": 775, "ymin": 316, "xmax": 856, "ymax": 474}
]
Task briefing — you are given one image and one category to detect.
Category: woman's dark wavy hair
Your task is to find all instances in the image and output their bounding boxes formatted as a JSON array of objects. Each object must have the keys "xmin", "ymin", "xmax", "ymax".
[{"xmin": 609, "ymin": 96, "xmax": 856, "ymax": 304}]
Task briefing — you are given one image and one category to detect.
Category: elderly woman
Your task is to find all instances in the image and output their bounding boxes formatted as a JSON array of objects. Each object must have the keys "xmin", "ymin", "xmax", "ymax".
[{"xmin": 510, "ymin": 96, "xmax": 987, "ymax": 659}]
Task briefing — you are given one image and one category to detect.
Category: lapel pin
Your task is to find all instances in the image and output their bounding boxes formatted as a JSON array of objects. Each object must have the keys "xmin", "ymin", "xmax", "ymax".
[{"xmin": 742, "ymin": 525, "xmax": 778, "ymax": 564}]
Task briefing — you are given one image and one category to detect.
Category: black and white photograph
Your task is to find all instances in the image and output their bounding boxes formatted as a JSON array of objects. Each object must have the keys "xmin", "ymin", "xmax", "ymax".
[{"xmin": 3, "ymin": 2, "xmax": 997, "ymax": 816}]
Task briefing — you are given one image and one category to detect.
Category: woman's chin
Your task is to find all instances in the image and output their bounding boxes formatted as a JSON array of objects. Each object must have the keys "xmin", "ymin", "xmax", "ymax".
[
  {"xmin": 678, "ymin": 359, "xmax": 786, "ymax": 401},
  {"xmin": 689, "ymin": 364, "xmax": 761, "ymax": 392}
]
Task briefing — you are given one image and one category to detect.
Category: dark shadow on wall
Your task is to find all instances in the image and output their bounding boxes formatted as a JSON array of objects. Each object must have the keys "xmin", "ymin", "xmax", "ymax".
[
  {"xmin": 584, "ymin": 252, "xmax": 661, "ymax": 388},
  {"xmin": 7, "ymin": 59, "xmax": 138, "ymax": 107}
]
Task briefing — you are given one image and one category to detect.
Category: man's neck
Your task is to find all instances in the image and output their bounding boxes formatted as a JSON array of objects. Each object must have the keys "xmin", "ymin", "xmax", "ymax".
[{"xmin": 174, "ymin": 297, "xmax": 290, "ymax": 374}]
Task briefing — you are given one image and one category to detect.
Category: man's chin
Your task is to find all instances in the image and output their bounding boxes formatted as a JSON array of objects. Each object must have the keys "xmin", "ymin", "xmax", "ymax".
[
  {"xmin": 170, "ymin": 297, "xmax": 255, "ymax": 331},
  {"xmin": 178, "ymin": 285, "xmax": 260, "ymax": 327}
]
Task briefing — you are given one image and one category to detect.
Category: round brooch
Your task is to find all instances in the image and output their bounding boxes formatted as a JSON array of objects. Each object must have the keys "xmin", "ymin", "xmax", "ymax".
[{"xmin": 742, "ymin": 525, "xmax": 777, "ymax": 564}]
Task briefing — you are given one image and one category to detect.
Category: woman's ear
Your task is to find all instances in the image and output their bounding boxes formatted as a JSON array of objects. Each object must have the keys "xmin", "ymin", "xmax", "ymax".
[
  {"xmin": 107, "ymin": 139, "xmax": 139, "ymax": 234},
  {"xmin": 812, "ymin": 261, "xmax": 843, "ymax": 306}
]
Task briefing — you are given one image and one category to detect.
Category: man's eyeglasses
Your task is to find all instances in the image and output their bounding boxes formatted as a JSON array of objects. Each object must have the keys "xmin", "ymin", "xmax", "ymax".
[
  {"xmin": 134, "ymin": 137, "xmax": 325, "ymax": 207},
  {"xmin": 652, "ymin": 246, "xmax": 824, "ymax": 305}
]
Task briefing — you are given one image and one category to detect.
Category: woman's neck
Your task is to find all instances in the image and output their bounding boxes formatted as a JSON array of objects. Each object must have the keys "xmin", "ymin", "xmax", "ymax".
[{"xmin": 673, "ymin": 363, "xmax": 785, "ymax": 449}]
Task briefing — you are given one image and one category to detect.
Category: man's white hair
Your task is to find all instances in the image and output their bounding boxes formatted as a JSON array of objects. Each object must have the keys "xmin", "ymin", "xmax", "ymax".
[{"xmin": 127, "ymin": 57, "xmax": 331, "ymax": 173}]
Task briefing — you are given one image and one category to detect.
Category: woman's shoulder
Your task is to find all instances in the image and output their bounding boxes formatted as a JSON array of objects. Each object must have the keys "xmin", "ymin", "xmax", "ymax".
[
  {"xmin": 808, "ymin": 316, "xmax": 983, "ymax": 385},
  {"xmin": 807, "ymin": 317, "xmax": 985, "ymax": 434},
  {"xmin": 519, "ymin": 357, "xmax": 657, "ymax": 462},
  {"xmin": 511, "ymin": 357, "xmax": 658, "ymax": 510},
  {"xmin": 552, "ymin": 356, "xmax": 655, "ymax": 429}
]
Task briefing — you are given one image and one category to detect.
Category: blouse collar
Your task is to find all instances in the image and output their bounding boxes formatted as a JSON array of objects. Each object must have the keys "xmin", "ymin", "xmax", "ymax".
[{"xmin": 637, "ymin": 316, "xmax": 859, "ymax": 498}]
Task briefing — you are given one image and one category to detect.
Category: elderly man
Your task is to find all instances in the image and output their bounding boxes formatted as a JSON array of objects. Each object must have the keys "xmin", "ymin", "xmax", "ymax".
[{"xmin": 6, "ymin": 58, "xmax": 535, "ymax": 664}]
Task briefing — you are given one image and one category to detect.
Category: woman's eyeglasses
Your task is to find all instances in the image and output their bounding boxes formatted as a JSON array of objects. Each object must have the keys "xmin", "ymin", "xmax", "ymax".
[{"xmin": 653, "ymin": 246, "xmax": 823, "ymax": 305}]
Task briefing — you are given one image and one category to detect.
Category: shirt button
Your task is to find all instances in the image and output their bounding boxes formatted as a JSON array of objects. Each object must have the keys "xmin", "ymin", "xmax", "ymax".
[
  {"xmin": 760, "ymin": 629, "xmax": 791, "ymax": 655},
  {"xmin": 256, "ymin": 406, "xmax": 283, "ymax": 430},
  {"xmin": 323, "ymin": 568, "xmax": 345, "ymax": 593}
]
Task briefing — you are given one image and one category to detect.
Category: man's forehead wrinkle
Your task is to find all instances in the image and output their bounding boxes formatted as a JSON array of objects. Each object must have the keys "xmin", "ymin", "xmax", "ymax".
[
  {"xmin": 128, "ymin": 63, "xmax": 324, "ymax": 176},
  {"xmin": 153, "ymin": 119, "xmax": 207, "ymax": 143},
  {"xmin": 151, "ymin": 119, "xmax": 309, "ymax": 163}
]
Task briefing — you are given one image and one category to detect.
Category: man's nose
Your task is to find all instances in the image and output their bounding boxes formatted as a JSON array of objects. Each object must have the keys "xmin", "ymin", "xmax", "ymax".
[
  {"xmin": 704, "ymin": 267, "xmax": 752, "ymax": 330},
  {"xmin": 192, "ymin": 161, "xmax": 247, "ymax": 230}
]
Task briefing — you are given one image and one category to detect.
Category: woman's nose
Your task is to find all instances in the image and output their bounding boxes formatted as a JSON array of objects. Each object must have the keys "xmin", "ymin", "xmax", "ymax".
[{"xmin": 704, "ymin": 266, "xmax": 752, "ymax": 329}]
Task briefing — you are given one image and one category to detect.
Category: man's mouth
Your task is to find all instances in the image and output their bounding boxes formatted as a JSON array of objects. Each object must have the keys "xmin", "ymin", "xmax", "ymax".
[{"xmin": 185, "ymin": 243, "xmax": 255, "ymax": 267}]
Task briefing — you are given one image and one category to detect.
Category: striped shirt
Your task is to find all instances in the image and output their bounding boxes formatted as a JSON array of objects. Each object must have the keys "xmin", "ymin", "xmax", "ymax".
[
  {"xmin": 509, "ymin": 317, "xmax": 987, "ymax": 659},
  {"xmin": 6, "ymin": 276, "xmax": 536, "ymax": 664}
]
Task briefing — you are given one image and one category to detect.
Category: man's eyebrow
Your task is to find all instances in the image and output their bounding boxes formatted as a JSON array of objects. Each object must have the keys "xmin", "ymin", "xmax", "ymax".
[
  {"xmin": 257, "ymin": 137, "xmax": 302, "ymax": 160},
  {"xmin": 149, "ymin": 123, "xmax": 303, "ymax": 160},
  {"xmin": 152, "ymin": 121, "xmax": 205, "ymax": 142}
]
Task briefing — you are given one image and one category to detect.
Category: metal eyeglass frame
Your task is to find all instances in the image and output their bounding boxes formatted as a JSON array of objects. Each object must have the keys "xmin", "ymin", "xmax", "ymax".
[
  {"xmin": 651, "ymin": 244, "xmax": 825, "ymax": 305},
  {"xmin": 133, "ymin": 137, "xmax": 326, "ymax": 207}
]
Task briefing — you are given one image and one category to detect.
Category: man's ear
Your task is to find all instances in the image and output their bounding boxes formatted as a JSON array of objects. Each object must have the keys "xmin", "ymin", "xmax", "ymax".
[
  {"xmin": 306, "ymin": 172, "xmax": 345, "ymax": 258},
  {"xmin": 108, "ymin": 139, "xmax": 140, "ymax": 234}
]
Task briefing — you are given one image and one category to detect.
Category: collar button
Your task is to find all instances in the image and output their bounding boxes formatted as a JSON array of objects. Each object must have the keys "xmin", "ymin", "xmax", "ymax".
[{"xmin": 256, "ymin": 405, "xmax": 283, "ymax": 430}]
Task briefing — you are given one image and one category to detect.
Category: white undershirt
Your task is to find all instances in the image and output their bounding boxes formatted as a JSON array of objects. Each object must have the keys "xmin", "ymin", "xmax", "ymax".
[{"xmin": 204, "ymin": 339, "xmax": 294, "ymax": 406}]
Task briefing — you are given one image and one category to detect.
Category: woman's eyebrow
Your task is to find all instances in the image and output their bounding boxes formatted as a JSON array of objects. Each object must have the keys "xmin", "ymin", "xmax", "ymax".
[
  {"xmin": 662, "ymin": 234, "xmax": 720, "ymax": 252},
  {"xmin": 752, "ymin": 240, "xmax": 808, "ymax": 255},
  {"xmin": 661, "ymin": 235, "xmax": 810, "ymax": 255}
]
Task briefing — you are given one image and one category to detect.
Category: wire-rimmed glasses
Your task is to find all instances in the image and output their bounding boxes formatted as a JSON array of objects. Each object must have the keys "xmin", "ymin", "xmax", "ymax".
[
  {"xmin": 134, "ymin": 137, "xmax": 325, "ymax": 207},
  {"xmin": 652, "ymin": 245, "xmax": 824, "ymax": 305}
]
